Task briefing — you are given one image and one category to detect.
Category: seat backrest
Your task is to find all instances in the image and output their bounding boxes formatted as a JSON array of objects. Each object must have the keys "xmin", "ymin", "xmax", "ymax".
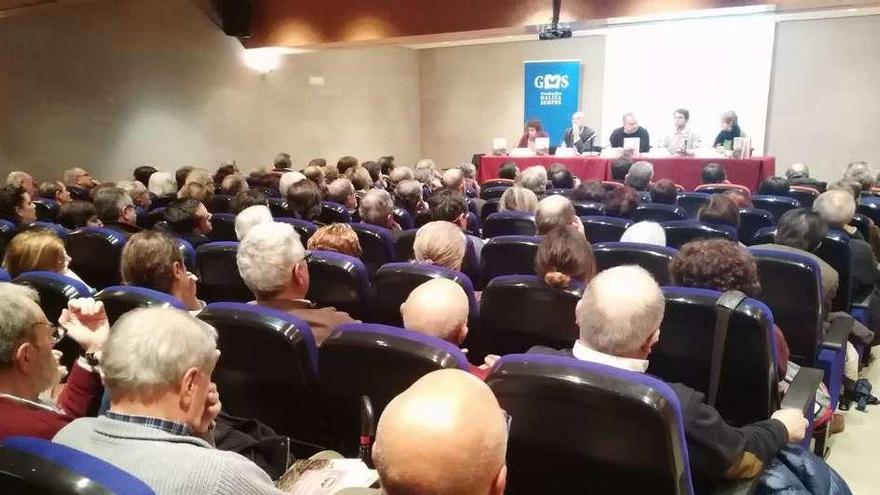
[
  {"xmin": 94, "ymin": 285, "xmax": 186, "ymax": 325},
  {"xmin": 480, "ymin": 275, "xmax": 582, "ymax": 355},
  {"xmin": 198, "ymin": 303, "xmax": 321, "ymax": 441},
  {"xmin": 140, "ymin": 207, "xmax": 166, "ymax": 229},
  {"xmin": 849, "ymin": 213, "xmax": 871, "ymax": 241},
  {"xmin": 856, "ymin": 197, "xmax": 880, "ymax": 226},
  {"xmin": 195, "ymin": 242, "xmax": 253, "ymax": 303},
  {"xmin": 648, "ymin": 287, "xmax": 779, "ymax": 426},
  {"xmin": 571, "ymin": 201, "xmax": 605, "ymax": 217},
  {"xmin": 483, "ymin": 211, "xmax": 537, "ymax": 237},
  {"xmin": 319, "ymin": 323, "xmax": 468, "ymax": 455},
  {"xmin": 27, "ymin": 222, "xmax": 71, "ymax": 238},
  {"xmin": 64, "ymin": 227, "xmax": 128, "ymax": 290},
  {"xmin": 207, "ymin": 213, "xmax": 237, "ymax": 242},
  {"xmin": 0, "ymin": 436, "xmax": 154, "ymax": 495},
  {"xmin": 350, "ymin": 223, "xmax": 396, "ymax": 276},
  {"xmin": 171, "ymin": 237, "xmax": 196, "ymax": 272},
  {"xmin": 318, "ymin": 201, "xmax": 352, "ymax": 224},
  {"xmin": 480, "ymin": 199, "xmax": 501, "ymax": 221},
  {"xmin": 392, "ymin": 207, "xmax": 415, "ymax": 230},
  {"xmin": 676, "ymin": 192, "xmax": 711, "ymax": 219},
  {"xmin": 275, "ymin": 217, "xmax": 318, "ymax": 243},
  {"xmin": 0, "ymin": 268, "xmax": 8, "ymax": 282},
  {"xmin": 306, "ymin": 250, "xmax": 370, "ymax": 319},
  {"xmin": 592, "ymin": 242, "xmax": 677, "ymax": 285},
  {"xmin": 694, "ymin": 183, "xmax": 750, "ymax": 195},
  {"xmin": 210, "ymin": 194, "xmax": 232, "ymax": 213},
  {"xmin": 0, "ymin": 219, "xmax": 15, "ymax": 259},
  {"xmin": 751, "ymin": 195, "xmax": 801, "ymax": 222},
  {"xmin": 749, "ymin": 248, "xmax": 823, "ymax": 367},
  {"xmin": 480, "ymin": 235, "xmax": 542, "ymax": 286},
  {"xmin": 465, "ymin": 211, "xmax": 481, "ymax": 237},
  {"xmin": 371, "ymin": 263, "xmax": 478, "ymax": 326},
  {"xmin": 737, "ymin": 208, "xmax": 774, "ymax": 243},
  {"xmin": 33, "ymin": 199, "xmax": 59, "ymax": 222},
  {"xmin": 661, "ymin": 220, "xmax": 735, "ymax": 249},
  {"xmin": 392, "ymin": 228, "xmax": 417, "ymax": 262},
  {"xmin": 545, "ymin": 188, "xmax": 572, "ymax": 197},
  {"xmin": 633, "ymin": 203, "xmax": 688, "ymax": 223},
  {"xmin": 601, "ymin": 181, "xmax": 623, "ymax": 191},
  {"xmin": 788, "ymin": 187, "xmax": 818, "ymax": 209},
  {"xmin": 487, "ymin": 355, "xmax": 692, "ymax": 495},
  {"xmin": 481, "ymin": 179, "xmax": 514, "ymax": 189},
  {"xmin": 480, "ymin": 185, "xmax": 511, "ymax": 200},
  {"xmin": 267, "ymin": 197, "xmax": 288, "ymax": 218},
  {"xmin": 580, "ymin": 215, "xmax": 631, "ymax": 243}
]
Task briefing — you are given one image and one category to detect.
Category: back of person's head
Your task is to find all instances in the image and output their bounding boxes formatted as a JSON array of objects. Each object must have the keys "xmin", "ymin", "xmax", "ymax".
[
  {"xmin": 828, "ymin": 180, "xmax": 860, "ymax": 199},
  {"xmin": 327, "ymin": 178, "xmax": 355, "ymax": 205},
  {"xmin": 93, "ymin": 187, "xmax": 132, "ymax": 223},
  {"xmin": 359, "ymin": 189, "xmax": 394, "ymax": 226},
  {"xmin": 723, "ymin": 189, "xmax": 753, "ymax": 209},
  {"xmin": 414, "ymin": 168, "xmax": 440, "ymax": 193},
  {"xmin": 571, "ymin": 180, "xmax": 606, "ymax": 203},
  {"xmin": 649, "ymin": 179, "xmax": 678, "ymax": 204},
  {"xmin": 274, "ymin": 153, "xmax": 293, "ymax": 170},
  {"xmin": 758, "ymin": 176, "xmax": 790, "ymax": 196},
  {"xmin": 415, "ymin": 158, "xmax": 435, "ymax": 170},
  {"xmin": 535, "ymin": 226, "xmax": 596, "ymax": 288},
  {"xmin": 620, "ymin": 221, "xmax": 666, "ymax": 246},
  {"xmin": 175, "ymin": 166, "xmax": 194, "ymax": 190},
  {"xmin": 184, "ymin": 168, "xmax": 213, "ymax": 188},
  {"xmin": 121, "ymin": 230, "xmax": 184, "ymax": 293},
  {"xmin": 498, "ymin": 162, "xmax": 519, "ymax": 180},
  {"xmin": 345, "ymin": 166, "xmax": 373, "ymax": 191},
  {"xmin": 670, "ymin": 239, "xmax": 760, "ymax": 296},
  {"xmin": 287, "ymin": 178, "xmax": 323, "ymax": 221},
  {"xmin": 459, "ymin": 162, "xmax": 476, "ymax": 179},
  {"xmin": 414, "ymin": 221, "xmax": 466, "ymax": 271},
  {"xmin": 308, "ymin": 157, "xmax": 327, "ymax": 168},
  {"xmin": 133, "ymin": 165, "xmax": 158, "ymax": 187},
  {"xmin": 0, "ymin": 185, "xmax": 27, "ymax": 223},
  {"xmin": 395, "ymin": 179, "xmax": 423, "ymax": 210},
  {"xmin": 843, "ymin": 161, "xmax": 874, "ymax": 190},
  {"xmin": 57, "ymin": 200, "xmax": 98, "ymax": 229},
  {"xmin": 609, "ymin": 158, "xmax": 633, "ymax": 181},
  {"xmin": 535, "ymin": 195, "xmax": 578, "ymax": 235},
  {"xmin": 516, "ymin": 166, "xmax": 548, "ymax": 195},
  {"xmin": 775, "ymin": 208, "xmax": 828, "ymax": 252},
  {"xmin": 624, "ymin": 161, "xmax": 654, "ymax": 191},
  {"xmin": 442, "ymin": 168, "xmax": 465, "ymax": 191},
  {"xmin": 164, "ymin": 198, "xmax": 202, "ymax": 233},
  {"xmin": 701, "ymin": 162, "xmax": 726, "ymax": 184},
  {"xmin": 177, "ymin": 182, "xmax": 214, "ymax": 206},
  {"xmin": 38, "ymin": 181, "xmax": 62, "ymax": 200},
  {"xmin": 303, "ymin": 165, "xmax": 325, "ymax": 186},
  {"xmin": 698, "ymin": 194, "xmax": 740, "ymax": 228},
  {"xmin": 604, "ymin": 186, "xmax": 639, "ymax": 219},
  {"xmin": 577, "ymin": 266, "xmax": 665, "ymax": 357},
  {"xmin": 813, "ymin": 189, "xmax": 855, "ymax": 228},
  {"xmin": 363, "ymin": 161, "xmax": 382, "ymax": 183},
  {"xmin": 401, "ymin": 279, "xmax": 469, "ymax": 344},
  {"xmin": 548, "ymin": 164, "xmax": 575, "ymax": 189},
  {"xmin": 498, "ymin": 186, "xmax": 538, "ymax": 213},
  {"xmin": 428, "ymin": 189, "xmax": 467, "ymax": 224},
  {"xmin": 373, "ymin": 369, "xmax": 508, "ymax": 495},
  {"xmin": 148, "ymin": 171, "xmax": 177, "ymax": 197},
  {"xmin": 102, "ymin": 307, "xmax": 217, "ymax": 401},
  {"xmin": 389, "ymin": 167, "xmax": 415, "ymax": 188},
  {"xmin": 230, "ymin": 188, "xmax": 268, "ymax": 215},
  {"xmin": 306, "ymin": 223, "xmax": 363, "ymax": 258},
  {"xmin": 0, "ymin": 283, "xmax": 42, "ymax": 370},
  {"xmin": 785, "ymin": 163, "xmax": 810, "ymax": 180},
  {"xmin": 119, "ymin": 180, "xmax": 149, "ymax": 205},
  {"xmin": 213, "ymin": 163, "xmax": 238, "ymax": 186},
  {"xmin": 237, "ymin": 221, "xmax": 307, "ymax": 299},
  {"xmin": 337, "ymin": 156, "xmax": 358, "ymax": 175},
  {"xmin": 234, "ymin": 205, "xmax": 273, "ymax": 241},
  {"xmin": 221, "ymin": 174, "xmax": 248, "ymax": 196},
  {"xmin": 279, "ymin": 171, "xmax": 307, "ymax": 198},
  {"xmin": 379, "ymin": 156, "xmax": 396, "ymax": 175},
  {"xmin": 2, "ymin": 229, "xmax": 66, "ymax": 278}
]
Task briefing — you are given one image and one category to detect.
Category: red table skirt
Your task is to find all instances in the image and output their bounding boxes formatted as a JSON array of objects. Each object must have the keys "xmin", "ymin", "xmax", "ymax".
[{"xmin": 478, "ymin": 156, "xmax": 776, "ymax": 192}]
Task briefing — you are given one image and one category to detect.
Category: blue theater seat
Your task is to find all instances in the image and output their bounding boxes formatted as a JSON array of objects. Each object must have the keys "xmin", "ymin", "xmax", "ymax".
[
  {"xmin": 676, "ymin": 192, "xmax": 711, "ymax": 219},
  {"xmin": 195, "ymin": 242, "xmax": 253, "ymax": 303},
  {"xmin": 571, "ymin": 201, "xmax": 604, "ymax": 217},
  {"xmin": 789, "ymin": 186, "xmax": 819, "ymax": 209},
  {"xmin": 267, "ymin": 197, "xmax": 288, "ymax": 218},
  {"xmin": 370, "ymin": 263, "xmax": 478, "ymax": 327},
  {"xmin": 140, "ymin": 207, "xmax": 166, "ymax": 229},
  {"xmin": 633, "ymin": 203, "xmax": 687, "ymax": 223},
  {"xmin": 483, "ymin": 211, "xmax": 537, "ymax": 238},
  {"xmin": 210, "ymin": 194, "xmax": 232, "ymax": 213},
  {"xmin": 479, "ymin": 235, "xmax": 541, "ymax": 287},
  {"xmin": 275, "ymin": 217, "xmax": 318, "ymax": 244},
  {"xmin": 481, "ymin": 179, "xmax": 514, "ymax": 189},
  {"xmin": 592, "ymin": 242, "xmax": 677, "ymax": 285},
  {"xmin": 751, "ymin": 195, "xmax": 800, "ymax": 222},
  {"xmin": 392, "ymin": 207, "xmax": 414, "ymax": 230},
  {"xmin": 318, "ymin": 201, "xmax": 352, "ymax": 224},
  {"xmin": 480, "ymin": 185, "xmax": 510, "ymax": 201},
  {"xmin": 33, "ymin": 198, "xmax": 59, "ymax": 222},
  {"xmin": 738, "ymin": 208, "xmax": 773, "ymax": 243},
  {"xmin": 306, "ymin": 250, "xmax": 370, "ymax": 319},
  {"xmin": 94, "ymin": 285, "xmax": 186, "ymax": 325},
  {"xmin": 350, "ymin": 223, "xmax": 396, "ymax": 276},
  {"xmin": 0, "ymin": 268, "xmax": 9, "ymax": 282},
  {"xmin": 207, "ymin": 213, "xmax": 237, "ymax": 242},
  {"xmin": 480, "ymin": 199, "xmax": 500, "ymax": 221},
  {"xmin": 27, "ymin": 221, "xmax": 71, "ymax": 237},
  {"xmin": 580, "ymin": 216, "xmax": 631, "ymax": 243},
  {"xmin": 849, "ymin": 213, "xmax": 871, "ymax": 241},
  {"xmin": 64, "ymin": 227, "xmax": 127, "ymax": 290},
  {"xmin": 661, "ymin": 221, "xmax": 736, "ymax": 249}
]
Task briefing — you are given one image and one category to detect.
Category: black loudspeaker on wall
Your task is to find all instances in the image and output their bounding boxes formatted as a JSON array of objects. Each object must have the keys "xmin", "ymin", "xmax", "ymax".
[{"xmin": 219, "ymin": 0, "xmax": 252, "ymax": 38}]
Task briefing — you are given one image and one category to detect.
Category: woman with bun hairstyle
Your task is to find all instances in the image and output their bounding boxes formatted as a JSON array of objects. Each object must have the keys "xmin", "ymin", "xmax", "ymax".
[{"xmin": 535, "ymin": 225, "xmax": 596, "ymax": 289}]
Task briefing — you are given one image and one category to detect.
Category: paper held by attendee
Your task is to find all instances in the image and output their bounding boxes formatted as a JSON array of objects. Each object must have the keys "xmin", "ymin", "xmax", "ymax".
[
  {"xmin": 534, "ymin": 137, "xmax": 550, "ymax": 155},
  {"xmin": 491, "ymin": 138, "xmax": 508, "ymax": 156},
  {"xmin": 278, "ymin": 458, "xmax": 379, "ymax": 495}
]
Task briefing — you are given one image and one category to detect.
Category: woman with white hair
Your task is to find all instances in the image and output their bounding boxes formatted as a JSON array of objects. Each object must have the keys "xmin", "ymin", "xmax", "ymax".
[
  {"xmin": 413, "ymin": 221, "xmax": 467, "ymax": 271},
  {"xmin": 147, "ymin": 172, "xmax": 177, "ymax": 198},
  {"xmin": 234, "ymin": 205, "xmax": 273, "ymax": 241}
]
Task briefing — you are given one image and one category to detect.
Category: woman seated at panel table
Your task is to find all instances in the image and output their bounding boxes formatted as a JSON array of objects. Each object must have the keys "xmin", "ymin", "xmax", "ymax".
[
  {"xmin": 713, "ymin": 110, "xmax": 747, "ymax": 150},
  {"xmin": 516, "ymin": 119, "xmax": 549, "ymax": 151}
]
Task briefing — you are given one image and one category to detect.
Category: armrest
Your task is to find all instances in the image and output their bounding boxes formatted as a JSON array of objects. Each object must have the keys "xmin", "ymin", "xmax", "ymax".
[
  {"xmin": 822, "ymin": 317, "xmax": 852, "ymax": 351},
  {"xmin": 781, "ymin": 367, "xmax": 824, "ymax": 418},
  {"xmin": 711, "ymin": 478, "xmax": 758, "ymax": 495}
]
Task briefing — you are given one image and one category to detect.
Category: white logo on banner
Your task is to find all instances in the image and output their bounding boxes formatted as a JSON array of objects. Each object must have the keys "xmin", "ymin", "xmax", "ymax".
[{"xmin": 533, "ymin": 74, "xmax": 569, "ymax": 105}]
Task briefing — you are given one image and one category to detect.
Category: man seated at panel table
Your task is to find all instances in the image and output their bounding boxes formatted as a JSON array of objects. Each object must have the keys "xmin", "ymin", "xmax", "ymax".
[
  {"xmin": 562, "ymin": 111, "xmax": 598, "ymax": 154},
  {"xmin": 528, "ymin": 265, "xmax": 809, "ymax": 487},
  {"xmin": 608, "ymin": 112, "xmax": 650, "ymax": 153},
  {"xmin": 662, "ymin": 108, "xmax": 702, "ymax": 155}
]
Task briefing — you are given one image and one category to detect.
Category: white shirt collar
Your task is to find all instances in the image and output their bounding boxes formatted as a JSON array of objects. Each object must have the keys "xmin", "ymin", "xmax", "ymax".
[{"xmin": 571, "ymin": 340, "xmax": 649, "ymax": 373}]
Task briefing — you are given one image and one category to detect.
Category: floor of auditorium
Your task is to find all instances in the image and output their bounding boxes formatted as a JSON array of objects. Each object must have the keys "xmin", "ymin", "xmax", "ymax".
[{"xmin": 826, "ymin": 345, "xmax": 880, "ymax": 494}]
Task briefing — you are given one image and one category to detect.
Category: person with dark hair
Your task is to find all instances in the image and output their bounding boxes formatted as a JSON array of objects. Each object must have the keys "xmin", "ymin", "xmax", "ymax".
[
  {"xmin": 337, "ymin": 156, "xmax": 358, "ymax": 176},
  {"xmin": 724, "ymin": 189, "xmax": 753, "ymax": 209},
  {"xmin": 571, "ymin": 180, "xmax": 606, "ymax": 203},
  {"xmin": 758, "ymin": 177, "xmax": 790, "ymax": 197},
  {"xmin": 516, "ymin": 120, "xmax": 549, "ymax": 150},
  {"xmin": 378, "ymin": 156, "xmax": 395, "ymax": 176},
  {"xmin": 714, "ymin": 111, "xmax": 745, "ymax": 150},
  {"xmin": 230, "ymin": 189, "xmax": 268, "ymax": 215},
  {"xmin": 662, "ymin": 108, "xmax": 702, "ymax": 155},
  {"xmin": 650, "ymin": 179, "xmax": 678, "ymax": 205},
  {"xmin": 174, "ymin": 166, "xmax": 193, "ymax": 190},
  {"xmin": 0, "ymin": 185, "xmax": 36, "ymax": 226},
  {"xmin": 535, "ymin": 225, "xmax": 596, "ymax": 289},
  {"xmin": 92, "ymin": 187, "xmax": 140, "ymax": 235},
  {"xmin": 604, "ymin": 185, "xmax": 639, "ymax": 219},
  {"xmin": 286, "ymin": 178, "xmax": 323, "ymax": 222},
  {"xmin": 702, "ymin": 163, "xmax": 728, "ymax": 184},
  {"xmin": 698, "ymin": 194, "xmax": 740, "ymax": 228},
  {"xmin": 428, "ymin": 189, "xmax": 483, "ymax": 257},
  {"xmin": 395, "ymin": 179, "xmax": 430, "ymax": 226},
  {"xmin": 213, "ymin": 162, "xmax": 238, "ymax": 186},
  {"xmin": 609, "ymin": 158, "xmax": 633, "ymax": 182},
  {"xmin": 121, "ymin": 230, "xmax": 202, "ymax": 310},
  {"xmin": 548, "ymin": 164, "xmax": 576, "ymax": 189},
  {"xmin": 57, "ymin": 200, "xmax": 100, "ymax": 229},
  {"xmin": 220, "ymin": 174, "xmax": 248, "ymax": 197},
  {"xmin": 133, "ymin": 166, "xmax": 157, "ymax": 188},
  {"xmin": 498, "ymin": 162, "xmax": 519, "ymax": 180},
  {"xmin": 274, "ymin": 152, "xmax": 292, "ymax": 171},
  {"xmin": 38, "ymin": 181, "xmax": 71, "ymax": 205},
  {"xmin": 164, "ymin": 198, "xmax": 213, "ymax": 247},
  {"xmin": 608, "ymin": 113, "xmax": 650, "ymax": 152},
  {"xmin": 307, "ymin": 157, "xmax": 327, "ymax": 169},
  {"xmin": 363, "ymin": 160, "xmax": 385, "ymax": 189}
]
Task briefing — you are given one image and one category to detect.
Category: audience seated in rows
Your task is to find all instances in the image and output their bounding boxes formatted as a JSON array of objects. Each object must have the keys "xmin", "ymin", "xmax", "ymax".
[
  {"xmin": 535, "ymin": 195, "xmax": 584, "ymax": 236},
  {"xmin": 843, "ymin": 161, "xmax": 873, "ymax": 193},
  {"xmin": 231, "ymin": 188, "xmax": 269, "ymax": 215},
  {"xmin": 786, "ymin": 163, "xmax": 824, "ymax": 190},
  {"xmin": 274, "ymin": 152, "xmax": 294, "ymax": 172},
  {"xmin": 698, "ymin": 193, "xmax": 741, "ymax": 230},
  {"xmin": 388, "ymin": 167, "xmax": 415, "ymax": 193},
  {"xmin": 306, "ymin": 223, "xmax": 363, "ymax": 258},
  {"xmin": 2, "ymin": 229, "xmax": 89, "ymax": 286},
  {"xmin": 528, "ymin": 265, "xmax": 807, "ymax": 485},
  {"xmin": 234, "ymin": 205, "xmax": 273, "ymax": 241},
  {"xmin": 620, "ymin": 220, "xmax": 666, "ymax": 246},
  {"xmin": 337, "ymin": 156, "xmax": 358, "ymax": 176},
  {"xmin": 726, "ymin": 188, "xmax": 754, "ymax": 209},
  {"xmin": 6, "ymin": 171, "xmax": 38, "ymax": 198},
  {"xmin": 164, "ymin": 198, "xmax": 213, "ymax": 247},
  {"xmin": 221, "ymin": 174, "xmax": 249, "ymax": 196},
  {"xmin": 179, "ymin": 181, "xmax": 215, "ymax": 208},
  {"xmin": 184, "ymin": 168, "xmax": 214, "ymax": 190},
  {"xmin": 121, "ymin": 230, "xmax": 202, "ymax": 311},
  {"xmin": 548, "ymin": 163, "xmax": 576, "ymax": 189},
  {"xmin": 624, "ymin": 161, "xmax": 654, "ymax": 192},
  {"xmin": 213, "ymin": 162, "xmax": 238, "ymax": 186},
  {"xmin": 413, "ymin": 221, "xmax": 466, "ymax": 271},
  {"xmin": 535, "ymin": 225, "xmax": 595, "ymax": 289},
  {"xmin": 0, "ymin": 185, "xmax": 36, "ymax": 226},
  {"xmin": 428, "ymin": 188, "xmax": 483, "ymax": 254},
  {"xmin": 498, "ymin": 186, "xmax": 538, "ymax": 213},
  {"xmin": 38, "ymin": 181, "xmax": 71, "ymax": 205},
  {"xmin": 346, "ymin": 165, "xmax": 373, "ymax": 203},
  {"xmin": 0, "ymin": 284, "xmax": 107, "ymax": 440},
  {"xmin": 515, "ymin": 165, "xmax": 548, "ymax": 196},
  {"xmin": 63, "ymin": 167, "xmax": 98, "ymax": 195},
  {"xmin": 442, "ymin": 168, "xmax": 467, "ymax": 195},
  {"xmin": 93, "ymin": 186, "xmax": 141, "ymax": 235},
  {"xmin": 278, "ymin": 171, "xmax": 306, "ymax": 199},
  {"xmin": 174, "ymin": 166, "xmax": 193, "ymax": 190},
  {"xmin": 459, "ymin": 162, "xmax": 480, "ymax": 198},
  {"xmin": 237, "ymin": 221, "xmax": 356, "ymax": 345}
]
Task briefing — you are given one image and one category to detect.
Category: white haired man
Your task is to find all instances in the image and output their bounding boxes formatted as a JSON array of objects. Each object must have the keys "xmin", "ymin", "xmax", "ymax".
[
  {"xmin": 0, "ymin": 283, "xmax": 108, "ymax": 440},
  {"xmin": 359, "ymin": 189, "xmax": 402, "ymax": 235},
  {"xmin": 6, "ymin": 171, "xmax": 37, "ymax": 198},
  {"xmin": 529, "ymin": 266, "xmax": 807, "ymax": 484},
  {"xmin": 535, "ymin": 195, "xmax": 585, "ymax": 237},
  {"xmin": 54, "ymin": 307, "xmax": 284, "ymax": 494},
  {"xmin": 515, "ymin": 165, "xmax": 548, "ymax": 196},
  {"xmin": 63, "ymin": 167, "xmax": 97, "ymax": 200},
  {"xmin": 327, "ymin": 178, "xmax": 358, "ymax": 210},
  {"xmin": 562, "ymin": 111, "xmax": 597, "ymax": 153},
  {"xmin": 237, "ymin": 222, "xmax": 356, "ymax": 345},
  {"xmin": 234, "ymin": 205, "xmax": 273, "ymax": 241},
  {"xmin": 624, "ymin": 160, "xmax": 654, "ymax": 192},
  {"xmin": 93, "ymin": 186, "xmax": 141, "ymax": 235}
]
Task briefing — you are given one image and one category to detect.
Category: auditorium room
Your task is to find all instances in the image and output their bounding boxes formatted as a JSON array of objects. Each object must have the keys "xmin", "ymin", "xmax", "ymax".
[{"xmin": 1, "ymin": 0, "xmax": 879, "ymax": 493}]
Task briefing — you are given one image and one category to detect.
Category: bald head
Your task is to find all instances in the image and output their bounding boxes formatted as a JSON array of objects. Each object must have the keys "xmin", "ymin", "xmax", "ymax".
[
  {"xmin": 442, "ymin": 168, "xmax": 465, "ymax": 192},
  {"xmin": 401, "ymin": 279, "xmax": 469, "ymax": 344},
  {"xmin": 373, "ymin": 369, "xmax": 508, "ymax": 495},
  {"xmin": 535, "ymin": 195, "xmax": 582, "ymax": 236}
]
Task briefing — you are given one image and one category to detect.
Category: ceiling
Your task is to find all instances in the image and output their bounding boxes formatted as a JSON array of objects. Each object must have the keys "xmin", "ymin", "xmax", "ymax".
[{"xmin": 0, "ymin": 0, "xmax": 58, "ymax": 11}]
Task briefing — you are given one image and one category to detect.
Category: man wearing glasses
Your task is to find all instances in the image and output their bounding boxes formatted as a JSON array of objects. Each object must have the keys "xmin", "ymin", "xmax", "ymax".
[
  {"xmin": 93, "ymin": 186, "xmax": 143, "ymax": 235},
  {"xmin": 0, "ymin": 283, "xmax": 109, "ymax": 440},
  {"xmin": 63, "ymin": 167, "xmax": 98, "ymax": 201}
]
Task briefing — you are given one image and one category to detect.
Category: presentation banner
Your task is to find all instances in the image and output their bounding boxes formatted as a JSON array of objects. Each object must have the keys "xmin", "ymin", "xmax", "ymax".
[{"xmin": 523, "ymin": 60, "xmax": 581, "ymax": 146}]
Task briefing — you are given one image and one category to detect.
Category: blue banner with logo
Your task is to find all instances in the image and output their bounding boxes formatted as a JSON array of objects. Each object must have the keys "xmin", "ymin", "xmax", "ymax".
[{"xmin": 523, "ymin": 60, "xmax": 581, "ymax": 146}]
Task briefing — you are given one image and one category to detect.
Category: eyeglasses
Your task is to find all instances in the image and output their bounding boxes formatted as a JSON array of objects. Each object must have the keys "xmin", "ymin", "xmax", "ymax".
[{"xmin": 32, "ymin": 321, "xmax": 67, "ymax": 346}]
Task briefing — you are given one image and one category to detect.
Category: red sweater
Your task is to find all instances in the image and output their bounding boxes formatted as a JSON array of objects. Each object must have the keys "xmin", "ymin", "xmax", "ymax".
[{"xmin": 0, "ymin": 361, "xmax": 102, "ymax": 441}]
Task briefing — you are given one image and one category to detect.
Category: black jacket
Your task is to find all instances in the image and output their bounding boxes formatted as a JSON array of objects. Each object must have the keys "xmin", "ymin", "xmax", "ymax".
[{"xmin": 563, "ymin": 126, "xmax": 598, "ymax": 153}]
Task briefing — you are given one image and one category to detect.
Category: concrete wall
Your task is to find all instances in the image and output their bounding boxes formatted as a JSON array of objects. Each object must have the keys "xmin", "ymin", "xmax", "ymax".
[{"xmin": 0, "ymin": 0, "xmax": 422, "ymax": 182}]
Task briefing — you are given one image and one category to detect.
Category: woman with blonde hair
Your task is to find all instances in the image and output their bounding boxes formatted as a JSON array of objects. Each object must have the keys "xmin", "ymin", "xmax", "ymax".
[
  {"xmin": 307, "ymin": 223, "xmax": 363, "ymax": 258},
  {"xmin": 413, "ymin": 221, "xmax": 467, "ymax": 271},
  {"xmin": 2, "ymin": 228, "xmax": 89, "ymax": 287},
  {"xmin": 498, "ymin": 186, "xmax": 538, "ymax": 213},
  {"xmin": 534, "ymin": 225, "xmax": 596, "ymax": 289}
]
